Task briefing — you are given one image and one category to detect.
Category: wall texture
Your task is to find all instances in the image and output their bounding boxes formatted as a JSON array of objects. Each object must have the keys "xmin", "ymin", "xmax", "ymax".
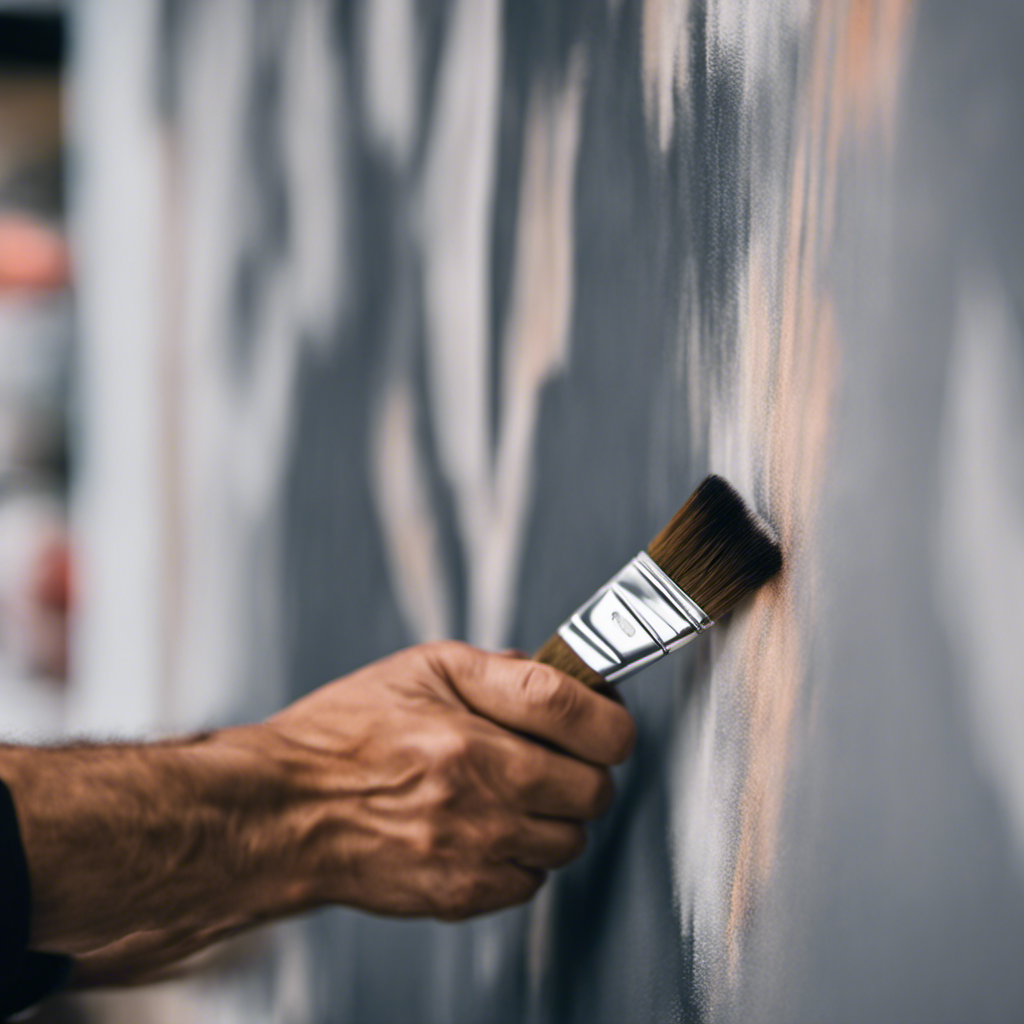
[{"xmin": 74, "ymin": 1, "xmax": 1024, "ymax": 1021}]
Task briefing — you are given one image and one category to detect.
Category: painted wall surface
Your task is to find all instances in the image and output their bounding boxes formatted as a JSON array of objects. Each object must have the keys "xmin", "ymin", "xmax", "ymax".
[{"xmin": 72, "ymin": 1, "xmax": 1024, "ymax": 1022}]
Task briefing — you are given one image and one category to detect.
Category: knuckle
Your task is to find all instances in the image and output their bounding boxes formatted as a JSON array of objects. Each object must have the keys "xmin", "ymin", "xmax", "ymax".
[
  {"xmin": 417, "ymin": 640, "xmax": 449, "ymax": 670},
  {"xmin": 408, "ymin": 816, "xmax": 457, "ymax": 861},
  {"xmin": 422, "ymin": 640, "xmax": 482, "ymax": 686},
  {"xmin": 545, "ymin": 825, "xmax": 586, "ymax": 867},
  {"xmin": 485, "ymin": 819, "xmax": 515, "ymax": 858},
  {"xmin": 503, "ymin": 747, "xmax": 540, "ymax": 800},
  {"xmin": 440, "ymin": 639, "xmax": 475, "ymax": 662},
  {"xmin": 423, "ymin": 772, "xmax": 459, "ymax": 813},
  {"xmin": 439, "ymin": 640, "xmax": 481, "ymax": 676},
  {"xmin": 407, "ymin": 820, "xmax": 437, "ymax": 859},
  {"xmin": 432, "ymin": 726, "xmax": 473, "ymax": 769},
  {"xmin": 521, "ymin": 665, "xmax": 578, "ymax": 724}
]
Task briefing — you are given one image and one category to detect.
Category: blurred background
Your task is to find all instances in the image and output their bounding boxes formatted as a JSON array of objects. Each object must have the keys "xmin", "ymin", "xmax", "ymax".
[
  {"xmin": 2, "ymin": 1, "xmax": 1024, "ymax": 1022},
  {"xmin": 0, "ymin": 3, "xmax": 70, "ymax": 732}
]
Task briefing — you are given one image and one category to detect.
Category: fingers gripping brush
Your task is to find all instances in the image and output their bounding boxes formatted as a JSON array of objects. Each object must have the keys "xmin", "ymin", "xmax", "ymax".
[{"xmin": 534, "ymin": 475, "xmax": 783, "ymax": 687}]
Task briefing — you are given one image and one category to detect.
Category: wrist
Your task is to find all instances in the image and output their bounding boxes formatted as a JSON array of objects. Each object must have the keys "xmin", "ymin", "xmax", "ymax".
[
  {"xmin": 213, "ymin": 718, "xmax": 366, "ymax": 912},
  {"xmin": 192, "ymin": 725, "xmax": 323, "ymax": 921}
]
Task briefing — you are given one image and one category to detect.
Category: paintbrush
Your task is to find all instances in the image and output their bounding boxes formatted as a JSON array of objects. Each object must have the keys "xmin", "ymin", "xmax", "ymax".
[{"xmin": 534, "ymin": 475, "xmax": 782, "ymax": 686}]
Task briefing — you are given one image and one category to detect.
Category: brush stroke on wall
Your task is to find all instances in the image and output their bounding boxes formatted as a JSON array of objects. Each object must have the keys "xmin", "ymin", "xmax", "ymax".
[{"xmin": 70, "ymin": 1, "xmax": 1024, "ymax": 1021}]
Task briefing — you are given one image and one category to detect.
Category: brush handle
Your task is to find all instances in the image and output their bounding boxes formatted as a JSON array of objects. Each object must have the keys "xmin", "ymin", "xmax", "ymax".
[{"xmin": 533, "ymin": 633, "xmax": 606, "ymax": 689}]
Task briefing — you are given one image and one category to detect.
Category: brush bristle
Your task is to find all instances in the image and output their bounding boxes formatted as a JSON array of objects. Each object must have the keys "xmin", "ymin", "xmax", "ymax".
[{"xmin": 646, "ymin": 475, "xmax": 782, "ymax": 621}]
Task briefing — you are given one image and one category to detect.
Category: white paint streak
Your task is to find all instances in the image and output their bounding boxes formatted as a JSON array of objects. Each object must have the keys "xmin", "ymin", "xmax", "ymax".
[
  {"xmin": 936, "ymin": 273, "xmax": 1024, "ymax": 877},
  {"xmin": 669, "ymin": 643, "xmax": 732, "ymax": 993},
  {"xmin": 285, "ymin": 0, "xmax": 348, "ymax": 344},
  {"xmin": 418, "ymin": 0, "xmax": 501, "ymax": 567},
  {"xmin": 371, "ymin": 382, "xmax": 453, "ymax": 642},
  {"xmin": 68, "ymin": 0, "xmax": 166, "ymax": 737},
  {"xmin": 475, "ymin": 52, "xmax": 587, "ymax": 646},
  {"xmin": 412, "ymin": 2, "xmax": 585, "ymax": 650},
  {"xmin": 361, "ymin": 0, "xmax": 419, "ymax": 166},
  {"xmin": 171, "ymin": 0, "xmax": 351, "ymax": 728},
  {"xmin": 641, "ymin": 0, "xmax": 691, "ymax": 152},
  {"xmin": 372, "ymin": 31, "xmax": 588, "ymax": 1007},
  {"xmin": 641, "ymin": 0, "xmax": 810, "ymax": 154},
  {"xmin": 173, "ymin": 0, "xmax": 271, "ymax": 727},
  {"xmin": 708, "ymin": 0, "xmax": 808, "ymax": 101},
  {"xmin": 666, "ymin": 10, "xmax": 803, "ymax": 989}
]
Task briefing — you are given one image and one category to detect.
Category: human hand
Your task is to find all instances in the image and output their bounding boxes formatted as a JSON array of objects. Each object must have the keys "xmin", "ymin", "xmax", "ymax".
[
  {"xmin": 241, "ymin": 642, "xmax": 636, "ymax": 921},
  {"xmin": 2, "ymin": 642, "xmax": 634, "ymax": 988}
]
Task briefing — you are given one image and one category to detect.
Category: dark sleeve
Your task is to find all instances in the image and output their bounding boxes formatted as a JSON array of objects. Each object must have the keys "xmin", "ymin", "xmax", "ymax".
[{"xmin": 0, "ymin": 777, "xmax": 72, "ymax": 1019}]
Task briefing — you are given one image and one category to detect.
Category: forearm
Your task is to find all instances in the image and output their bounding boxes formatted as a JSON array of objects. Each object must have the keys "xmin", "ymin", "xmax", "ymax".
[{"xmin": 0, "ymin": 727, "xmax": 310, "ymax": 960}]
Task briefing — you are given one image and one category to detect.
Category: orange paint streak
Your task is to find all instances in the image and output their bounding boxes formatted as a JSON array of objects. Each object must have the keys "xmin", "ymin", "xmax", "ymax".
[{"xmin": 717, "ymin": 0, "xmax": 914, "ymax": 982}]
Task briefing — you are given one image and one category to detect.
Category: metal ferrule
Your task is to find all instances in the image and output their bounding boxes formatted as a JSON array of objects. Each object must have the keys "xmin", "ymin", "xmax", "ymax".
[{"xmin": 557, "ymin": 551, "xmax": 712, "ymax": 684}]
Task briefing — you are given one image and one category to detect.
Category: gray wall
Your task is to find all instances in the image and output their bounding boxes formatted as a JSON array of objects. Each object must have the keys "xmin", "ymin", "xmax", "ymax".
[{"xmin": 76, "ymin": 1, "xmax": 1024, "ymax": 1021}]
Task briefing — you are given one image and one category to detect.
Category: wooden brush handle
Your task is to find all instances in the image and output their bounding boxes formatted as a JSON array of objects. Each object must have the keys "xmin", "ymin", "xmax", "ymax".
[{"xmin": 534, "ymin": 633, "xmax": 606, "ymax": 688}]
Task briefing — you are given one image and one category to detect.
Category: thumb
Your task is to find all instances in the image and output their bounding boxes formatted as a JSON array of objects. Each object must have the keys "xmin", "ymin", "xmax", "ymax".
[{"xmin": 428, "ymin": 643, "xmax": 635, "ymax": 766}]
